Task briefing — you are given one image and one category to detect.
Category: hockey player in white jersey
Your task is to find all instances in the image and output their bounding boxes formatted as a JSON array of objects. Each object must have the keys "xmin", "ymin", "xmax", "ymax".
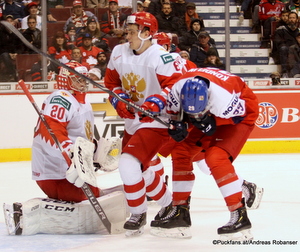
[
  {"xmin": 104, "ymin": 12, "xmax": 183, "ymax": 237},
  {"xmin": 3, "ymin": 62, "xmax": 127, "ymax": 236}
]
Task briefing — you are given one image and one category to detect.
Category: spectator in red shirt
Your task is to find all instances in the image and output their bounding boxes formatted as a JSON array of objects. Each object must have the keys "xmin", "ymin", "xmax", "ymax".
[
  {"xmin": 79, "ymin": 33, "xmax": 104, "ymax": 68},
  {"xmin": 258, "ymin": 0, "xmax": 285, "ymax": 48},
  {"xmin": 48, "ymin": 31, "xmax": 72, "ymax": 64}
]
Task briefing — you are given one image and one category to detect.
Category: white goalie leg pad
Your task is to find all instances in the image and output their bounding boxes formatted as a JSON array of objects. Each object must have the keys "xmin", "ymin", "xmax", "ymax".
[
  {"xmin": 150, "ymin": 227, "xmax": 192, "ymax": 239},
  {"xmin": 94, "ymin": 136, "xmax": 122, "ymax": 172},
  {"xmin": 219, "ymin": 229, "xmax": 253, "ymax": 241},
  {"xmin": 18, "ymin": 191, "xmax": 127, "ymax": 235}
]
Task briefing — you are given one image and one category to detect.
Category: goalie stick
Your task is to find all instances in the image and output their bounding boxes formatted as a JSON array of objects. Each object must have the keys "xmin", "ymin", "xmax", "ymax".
[
  {"xmin": 18, "ymin": 80, "xmax": 112, "ymax": 234},
  {"xmin": 0, "ymin": 20, "xmax": 170, "ymax": 128}
]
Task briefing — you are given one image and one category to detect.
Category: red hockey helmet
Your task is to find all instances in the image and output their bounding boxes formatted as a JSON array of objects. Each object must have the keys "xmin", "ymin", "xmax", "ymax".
[
  {"xmin": 153, "ymin": 32, "xmax": 171, "ymax": 48},
  {"xmin": 127, "ymin": 12, "xmax": 158, "ymax": 36},
  {"xmin": 57, "ymin": 62, "xmax": 89, "ymax": 92}
]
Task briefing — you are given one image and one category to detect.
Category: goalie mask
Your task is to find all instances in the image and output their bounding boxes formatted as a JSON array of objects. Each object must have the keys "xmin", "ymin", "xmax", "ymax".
[
  {"xmin": 180, "ymin": 76, "xmax": 210, "ymax": 116},
  {"xmin": 57, "ymin": 62, "xmax": 89, "ymax": 93}
]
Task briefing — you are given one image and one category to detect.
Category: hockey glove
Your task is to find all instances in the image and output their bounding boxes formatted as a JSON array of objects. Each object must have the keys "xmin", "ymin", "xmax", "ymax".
[
  {"xmin": 190, "ymin": 114, "xmax": 216, "ymax": 136},
  {"xmin": 109, "ymin": 90, "xmax": 135, "ymax": 119},
  {"xmin": 139, "ymin": 95, "xmax": 166, "ymax": 123},
  {"xmin": 168, "ymin": 120, "xmax": 189, "ymax": 142}
]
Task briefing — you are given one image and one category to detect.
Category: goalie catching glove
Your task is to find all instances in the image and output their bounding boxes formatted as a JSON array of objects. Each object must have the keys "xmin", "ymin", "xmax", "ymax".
[
  {"xmin": 94, "ymin": 136, "xmax": 122, "ymax": 172},
  {"xmin": 138, "ymin": 94, "xmax": 166, "ymax": 123}
]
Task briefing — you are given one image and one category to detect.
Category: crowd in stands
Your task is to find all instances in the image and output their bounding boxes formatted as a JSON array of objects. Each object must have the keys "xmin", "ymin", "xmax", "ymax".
[{"xmin": 1, "ymin": 0, "xmax": 300, "ymax": 82}]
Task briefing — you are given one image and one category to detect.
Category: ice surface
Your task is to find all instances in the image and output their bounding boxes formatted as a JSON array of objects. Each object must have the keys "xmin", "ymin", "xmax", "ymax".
[{"xmin": 0, "ymin": 154, "xmax": 299, "ymax": 252}]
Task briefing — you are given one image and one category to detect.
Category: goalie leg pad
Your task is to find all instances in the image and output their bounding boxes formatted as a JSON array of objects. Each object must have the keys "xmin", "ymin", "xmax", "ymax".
[{"xmin": 4, "ymin": 191, "xmax": 128, "ymax": 235}]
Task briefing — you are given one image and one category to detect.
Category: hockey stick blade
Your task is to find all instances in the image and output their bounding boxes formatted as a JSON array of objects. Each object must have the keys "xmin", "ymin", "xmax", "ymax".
[
  {"xmin": 19, "ymin": 80, "xmax": 112, "ymax": 234},
  {"xmin": 0, "ymin": 21, "xmax": 169, "ymax": 128}
]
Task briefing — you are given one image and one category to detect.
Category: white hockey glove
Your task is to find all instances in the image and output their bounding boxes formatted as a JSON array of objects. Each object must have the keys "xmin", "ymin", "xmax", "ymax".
[
  {"xmin": 94, "ymin": 136, "xmax": 122, "ymax": 172},
  {"xmin": 66, "ymin": 137, "xmax": 98, "ymax": 187}
]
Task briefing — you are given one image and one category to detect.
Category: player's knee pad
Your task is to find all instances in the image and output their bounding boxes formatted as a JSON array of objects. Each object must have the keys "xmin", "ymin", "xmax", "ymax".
[{"xmin": 19, "ymin": 191, "xmax": 128, "ymax": 235}]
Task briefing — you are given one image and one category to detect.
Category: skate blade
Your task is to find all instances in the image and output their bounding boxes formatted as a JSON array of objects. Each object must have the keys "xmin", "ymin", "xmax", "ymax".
[
  {"xmin": 247, "ymin": 187, "xmax": 264, "ymax": 210},
  {"xmin": 219, "ymin": 228, "xmax": 253, "ymax": 241},
  {"xmin": 125, "ymin": 226, "xmax": 145, "ymax": 237},
  {"xmin": 150, "ymin": 226, "xmax": 192, "ymax": 239},
  {"xmin": 3, "ymin": 203, "xmax": 16, "ymax": 235}
]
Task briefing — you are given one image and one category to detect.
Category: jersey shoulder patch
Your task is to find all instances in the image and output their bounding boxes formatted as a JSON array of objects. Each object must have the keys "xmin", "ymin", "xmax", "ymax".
[{"xmin": 160, "ymin": 53, "xmax": 174, "ymax": 64}]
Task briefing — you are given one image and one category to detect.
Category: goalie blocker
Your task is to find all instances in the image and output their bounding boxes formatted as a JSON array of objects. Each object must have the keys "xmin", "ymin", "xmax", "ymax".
[{"xmin": 3, "ymin": 191, "xmax": 128, "ymax": 235}]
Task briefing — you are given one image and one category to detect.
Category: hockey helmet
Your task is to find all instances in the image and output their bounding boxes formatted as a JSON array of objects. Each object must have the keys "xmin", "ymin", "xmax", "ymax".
[
  {"xmin": 126, "ymin": 12, "xmax": 158, "ymax": 36},
  {"xmin": 57, "ymin": 62, "xmax": 89, "ymax": 92},
  {"xmin": 180, "ymin": 76, "xmax": 210, "ymax": 115},
  {"xmin": 153, "ymin": 32, "xmax": 171, "ymax": 49}
]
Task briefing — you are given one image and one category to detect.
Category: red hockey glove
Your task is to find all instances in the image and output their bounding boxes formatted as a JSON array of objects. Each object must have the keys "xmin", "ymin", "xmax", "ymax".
[
  {"xmin": 138, "ymin": 95, "xmax": 166, "ymax": 123},
  {"xmin": 109, "ymin": 90, "xmax": 135, "ymax": 119}
]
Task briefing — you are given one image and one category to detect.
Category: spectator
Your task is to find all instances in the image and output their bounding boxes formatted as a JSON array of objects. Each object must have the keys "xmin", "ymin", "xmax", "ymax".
[
  {"xmin": 178, "ymin": 18, "xmax": 210, "ymax": 52},
  {"xmin": 70, "ymin": 47, "xmax": 90, "ymax": 70},
  {"xmin": 250, "ymin": 0, "xmax": 262, "ymax": 33},
  {"xmin": 86, "ymin": 0, "xmax": 109, "ymax": 8},
  {"xmin": 77, "ymin": 17, "xmax": 110, "ymax": 52},
  {"xmin": 273, "ymin": 11, "xmax": 299, "ymax": 76},
  {"xmin": 65, "ymin": 23, "xmax": 77, "ymax": 50},
  {"xmin": 88, "ymin": 67, "xmax": 102, "ymax": 80},
  {"xmin": 258, "ymin": 0, "xmax": 285, "ymax": 48},
  {"xmin": 21, "ymin": 2, "xmax": 42, "ymax": 31},
  {"xmin": 156, "ymin": 2, "xmax": 186, "ymax": 38},
  {"xmin": 287, "ymin": 32, "xmax": 300, "ymax": 77},
  {"xmin": 31, "ymin": 55, "xmax": 59, "ymax": 81},
  {"xmin": 0, "ymin": 14, "xmax": 24, "ymax": 82},
  {"xmin": 100, "ymin": 0, "xmax": 127, "ymax": 37},
  {"xmin": 64, "ymin": 0, "xmax": 98, "ymax": 35},
  {"xmin": 94, "ymin": 51, "xmax": 107, "ymax": 79},
  {"xmin": 28, "ymin": 0, "xmax": 57, "ymax": 22},
  {"xmin": 22, "ymin": 15, "xmax": 41, "ymax": 54},
  {"xmin": 148, "ymin": 0, "xmax": 172, "ymax": 16},
  {"xmin": 137, "ymin": 0, "xmax": 145, "ymax": 12},
  {"xmin": 48, "ymin": 31, "xmax": 72, "ymax": 64},
  {"xmin": 184, "ymin": 2, "xmax": 200, "ymax": 31},
  {"xmin": 189, "ymin": 31, "xmax": 219, "ymax": 67},
  {"xmin": 178, "ymin": 50, "xmax": 197, "ymax": 70},
  {"xmin": 79, "ymin": 32, "xmax": 104, "ymax": 68},
  {"xmin": 202, "ymin": 48, "xmax": 226, "ymax": 70},
  {"xmin": 0, "ymin": 0, "xmax": 25, "ymax": 25},
  {"xmin": 238, "ymin": 0, "xmax": 252, "ymax": 23}
]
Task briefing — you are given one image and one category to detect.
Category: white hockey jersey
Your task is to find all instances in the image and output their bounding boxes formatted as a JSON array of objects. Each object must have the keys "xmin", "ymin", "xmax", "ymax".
[
  {"xmin": 105, "ymin": 43, "xmax": 183, "ymax": 134},
  {"xmin": 31, "ymin": 90, "xmax": 94, "ymax": 181}
]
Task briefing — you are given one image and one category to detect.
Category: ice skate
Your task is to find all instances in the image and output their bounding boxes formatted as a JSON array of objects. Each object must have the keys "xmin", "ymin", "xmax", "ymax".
[
  {"xmin": 242, "ymin": 180, "xmax": 264, "ymax": 210},
  {"xmin": 150, "ymin": 203, "xmax": 192, "ymax": 239},
  {"xmin": 124, "ymin": 212, "xmax": 146, "ymax": 237},
  {"xmin": 218, "ymin": 203, "xmax": 253, "ymax": 241},
  {"xmin": 3, "ymin": 202, "xmax": 23, "ymax": 235}
]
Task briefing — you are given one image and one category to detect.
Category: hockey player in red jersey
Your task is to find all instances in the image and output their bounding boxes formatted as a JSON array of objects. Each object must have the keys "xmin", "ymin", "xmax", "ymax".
[
  {"xmin": 144, "ymin": 67, "xmax": 259, "ymax": 240},
  {"xmin": 104, "ymin": 12, "xmax": 183, "ymax": 236}
]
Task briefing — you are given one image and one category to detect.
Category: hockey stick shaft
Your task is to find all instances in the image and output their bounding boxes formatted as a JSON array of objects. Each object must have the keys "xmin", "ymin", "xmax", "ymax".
[
  {"xmin": 0, "ymin": 21, "xmax": 170, "ymax": 128},
  {"xmin": 19, "ymin": 80, "xmax": 112, "ymax": 234}
]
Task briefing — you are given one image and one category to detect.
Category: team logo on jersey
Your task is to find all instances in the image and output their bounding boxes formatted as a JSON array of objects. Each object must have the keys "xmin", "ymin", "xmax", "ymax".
[
  {"xmin": 50, "ymin": 96, "xmax": 71, "ymax": 110},
  {"xmin": 256, "ymin": 102, "xmax": 278, "ymax": 129},
  {"xmin": 85, "ymin": 120, "xmax": 93, "ymax": 141},
  {"xmin": 122, "ymin": 72, "xmax": 146, "ymax": 102},
  {"xmin": 161, "ymin": 54, "xmax": 174, "ymax": 64}
]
